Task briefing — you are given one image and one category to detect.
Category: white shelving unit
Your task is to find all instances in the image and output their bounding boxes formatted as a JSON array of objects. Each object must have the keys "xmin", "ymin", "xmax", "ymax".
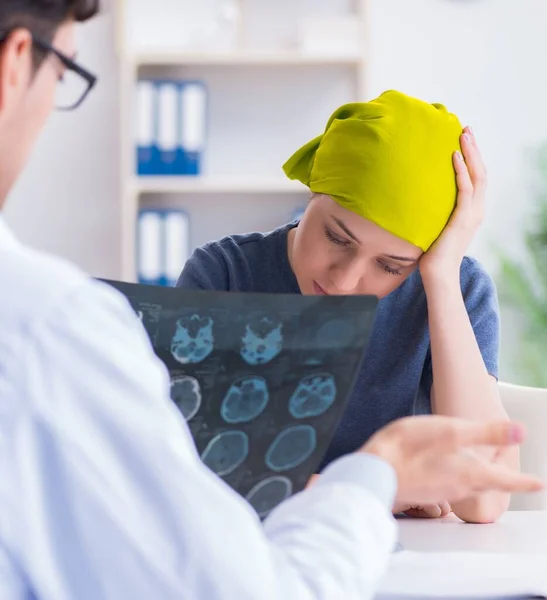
[
  {"xmin": 133, "ymin": 52, "xmax": 363, "ymax": 67},
  {"xmin": 132, "ymin": 176, "xmax": 308, "ymax": 195},
  {"xmin": 116, "ymin": 0, "xmax": 369, "ymax": 282}
]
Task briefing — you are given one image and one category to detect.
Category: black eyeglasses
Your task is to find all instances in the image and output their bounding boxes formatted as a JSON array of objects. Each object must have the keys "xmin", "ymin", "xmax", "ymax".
[{"xmin": 0, "ymin": 31, "xmax": 97, "ymax": 111}]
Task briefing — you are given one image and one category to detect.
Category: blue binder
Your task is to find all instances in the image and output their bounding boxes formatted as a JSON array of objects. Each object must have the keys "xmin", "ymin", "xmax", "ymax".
[
  {"xmin": 135, "ymin": 79, "xmax": 208, "ymax": 177},
  {"xmin": 163, "ymin": 209, "xmax": 191, "ymax": 286},
  {"xmin": 177, "ymin": 81, "xmax": 207, "ymax": 176},
  {"xmin": 136, "ymin": 81, "xmax": 156, "ymax": 176},
  {"xmin": 137, "ymin": 209, "xmax": 163, "ymax": 285},
  {"xmin": 137, "ymin": 208, "xmax": 191, "ymax": 286},
  {"xmin": 156, "ymin": 81, "xmax": 179, "ymax": 176}
]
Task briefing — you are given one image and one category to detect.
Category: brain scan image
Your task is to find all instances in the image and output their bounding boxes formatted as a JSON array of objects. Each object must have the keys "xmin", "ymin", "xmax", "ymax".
[
  {"xmin": 303, "ymin": 358, "xmax": 322, "ymax": 367},
  {"xmin": 265, "ymin": 425, "xmax": 317, "ymax": 472},
  {"xmin": 201, "ymin": 431, "xmax": 249, "ymax": 477},
  {"xmin": 171, "ymin": 314, "xmax": 214, "ymax": 364},
  {"xmin": 101, "ymin": 278, "xmax": 377, "ymax": 525},
  {"xmin": 221, "ymin": 376, "xmax": 269, "ymax": 424},
  {"xmin": 288, "ymin": 373, "xmax": 337, "ymax": 419},
  {"xmin": 170, "ymin": 375, "xmax": 202, "ymax": 421},
  {"xmin": 246, "ymin": 476, "xmax": 293, "ymax": 518},
  {"xmin": 315, "ymin": 319, "xmax": 355, "ymax": 348},
  {"xmin": 240, "ymin": 316, "xmax": 283, "ymax": 366}
]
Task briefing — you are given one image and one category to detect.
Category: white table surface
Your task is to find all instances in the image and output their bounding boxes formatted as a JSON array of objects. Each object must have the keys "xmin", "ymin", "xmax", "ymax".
[{"xmin": 397, "ymin": 510, "xmax": 547, "ymax": 555}]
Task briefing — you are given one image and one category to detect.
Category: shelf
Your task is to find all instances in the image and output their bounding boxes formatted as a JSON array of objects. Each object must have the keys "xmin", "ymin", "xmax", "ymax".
[
  {"xmin": 130, "ymin": 51, "xmax": 363, "ymax": 67},
  {"xmin": 131, "ymin": 176, "xmax": 309, "ymax": 195},
  {"xmin": 118, "ymin": 0, "xmax": 368, "ymax": 283}
]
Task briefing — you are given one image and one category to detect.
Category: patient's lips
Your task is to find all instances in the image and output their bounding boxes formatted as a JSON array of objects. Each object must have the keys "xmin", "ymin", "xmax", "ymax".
[{"xmin": 313, "ymin": 281, "xmax": 328, "ymax": 296}]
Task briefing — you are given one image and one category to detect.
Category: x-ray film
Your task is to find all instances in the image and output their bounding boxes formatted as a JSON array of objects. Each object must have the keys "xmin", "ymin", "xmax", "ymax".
[{"xmin": 103, "ymin": 281, "xmax": 377, "ymax": 519}]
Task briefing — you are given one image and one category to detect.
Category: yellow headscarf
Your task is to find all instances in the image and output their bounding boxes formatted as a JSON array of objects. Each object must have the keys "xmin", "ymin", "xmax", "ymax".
[{"xmin": 282, "ymin": 90, "xmax": 463, "ymax": 251}]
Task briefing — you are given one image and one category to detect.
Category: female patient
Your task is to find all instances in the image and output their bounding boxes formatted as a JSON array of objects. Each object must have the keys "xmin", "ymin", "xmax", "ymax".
[{"xmin": 177, "ymin": 90, "xmax": 516, "ymax": 523}]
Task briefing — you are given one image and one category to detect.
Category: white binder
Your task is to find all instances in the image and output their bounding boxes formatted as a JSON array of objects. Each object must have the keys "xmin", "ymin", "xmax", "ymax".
[
  {"xmin": 157, "ymin": 81, "xmax": 179, "ymax": 175},
  {"xmin": 164, "ymin": 210, "xmax": 190, "ymax": 286},
  {"xmin": 179, "ymin": 81, "xmax": 207, "ymax": 175},
  {"xmin": 135, "ymin": 81, "xmax": 155, "ymax": 175},
  {"xmin": 137, "ymin": 209, "xmax": 163, "ymax": 285}
]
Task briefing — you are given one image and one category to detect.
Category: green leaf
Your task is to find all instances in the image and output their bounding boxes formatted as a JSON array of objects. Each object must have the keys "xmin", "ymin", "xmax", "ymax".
[{"xmin": 496, "ymin": 144, "xmax": 547, "ymax": 384}]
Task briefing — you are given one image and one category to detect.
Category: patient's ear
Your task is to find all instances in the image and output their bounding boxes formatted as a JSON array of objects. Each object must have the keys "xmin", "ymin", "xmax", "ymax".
[{"xmin": 0, "ymin": 29, "xmax": 33, "ymax": 117}]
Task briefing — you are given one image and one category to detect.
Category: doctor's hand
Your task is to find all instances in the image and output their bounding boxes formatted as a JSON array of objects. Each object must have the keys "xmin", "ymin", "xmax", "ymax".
[{"xmin": 362, "ymin": 416, "xmax": 542, "ymax": 509}]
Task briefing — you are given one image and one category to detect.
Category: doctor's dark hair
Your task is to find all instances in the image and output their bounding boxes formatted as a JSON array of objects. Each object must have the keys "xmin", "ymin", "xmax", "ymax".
[{"xmin": 0, "ymin": 0, "xmax": 99, "ymax": 65}]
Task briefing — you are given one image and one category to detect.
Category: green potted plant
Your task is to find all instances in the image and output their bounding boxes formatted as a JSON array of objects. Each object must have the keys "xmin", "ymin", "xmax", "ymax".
[{"xmin": 498, "ymin": 145, "xmax": 547, "ymax": 387}]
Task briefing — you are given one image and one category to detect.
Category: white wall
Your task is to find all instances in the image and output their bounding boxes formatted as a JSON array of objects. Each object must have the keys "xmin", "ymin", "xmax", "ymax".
[
  {"xmin": 4, "ymin": 10, "xmax": 121, "ymax": 279},
  {"xmin": 365, "ymin": 0, "xmax": 547, "ymax": 379}
]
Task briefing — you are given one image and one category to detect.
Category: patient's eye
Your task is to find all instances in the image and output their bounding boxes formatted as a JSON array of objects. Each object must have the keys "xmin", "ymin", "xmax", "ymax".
[{"xmin": 324, "ymin": 227, "xmax": 350, "ymax": 248}]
